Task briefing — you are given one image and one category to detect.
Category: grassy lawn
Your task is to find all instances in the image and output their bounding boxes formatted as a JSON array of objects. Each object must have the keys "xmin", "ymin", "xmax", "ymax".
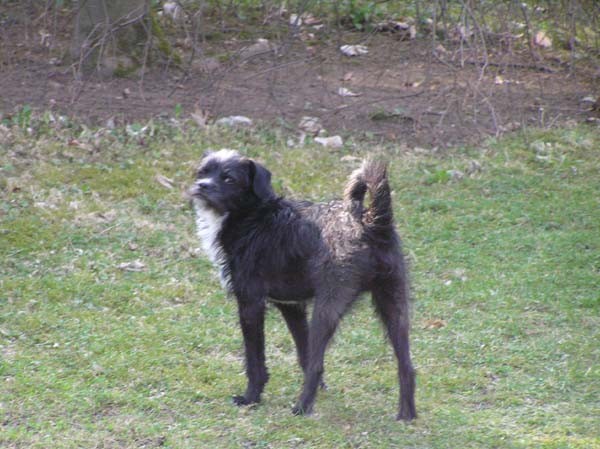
[{"xmin": 1, "ymin": 119, "xmax": 598, "ymax": 448}]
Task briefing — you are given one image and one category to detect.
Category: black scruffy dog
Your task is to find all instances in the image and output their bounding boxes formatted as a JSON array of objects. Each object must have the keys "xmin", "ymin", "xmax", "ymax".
[{"xmin": 188, "ymin": 149, "xmax": 416, "ymax": 421}]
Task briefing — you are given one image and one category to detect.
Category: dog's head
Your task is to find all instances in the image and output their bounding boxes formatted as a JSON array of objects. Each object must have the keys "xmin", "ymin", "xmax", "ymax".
[{"xmin": 188, "ymin": 149, "xmax": 275, "ymax": 214}]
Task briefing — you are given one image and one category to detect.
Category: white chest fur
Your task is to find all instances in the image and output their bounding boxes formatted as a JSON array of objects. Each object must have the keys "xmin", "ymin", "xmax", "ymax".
[{"xmin": 192, "ymin": 199, "xmax": 230, "ymax": 288}]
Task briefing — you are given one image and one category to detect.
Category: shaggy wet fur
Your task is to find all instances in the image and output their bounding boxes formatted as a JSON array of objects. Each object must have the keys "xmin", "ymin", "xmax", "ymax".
[{"xmin": 188, "ymin": 150, "xmax": 416, "ymax": 421}]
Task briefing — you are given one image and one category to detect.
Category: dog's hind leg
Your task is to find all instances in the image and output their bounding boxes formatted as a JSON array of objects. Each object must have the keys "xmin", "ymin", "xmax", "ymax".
[
  {"xmin": 274, "ymin": 303, "xmax": 310, "ymax": 373},
  {"xmin": 233, "ymin": 299, "xmax": 269, "ymax": 406},
  {"xmin": 275, "ymin": 302, "xmax": 328, "ymax": 392},
  {"xmin": 372, "ymin": 280, "xmax": 417, "ymax": 421},
  {"xmin": 292, "ymin": 290, "xmax": 354, "ymax": 416}
]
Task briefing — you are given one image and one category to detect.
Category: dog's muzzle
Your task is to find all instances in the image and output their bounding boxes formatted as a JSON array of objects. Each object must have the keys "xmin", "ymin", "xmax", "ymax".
[{"xmin": 187, "ymin": 179, "xmax": 214, "ymax": 199}]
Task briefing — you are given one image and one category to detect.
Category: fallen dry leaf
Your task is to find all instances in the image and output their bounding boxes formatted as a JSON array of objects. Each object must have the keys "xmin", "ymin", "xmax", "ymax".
[
  {"xmin": 342, "ymin": 72, "xmax": 354, "ymax": 82},
  {"xmin": 315, "ymin": 135, "xmax": 343, "ymax": 148},
  {"xmin": 409, "ymin": 25, "xmax": 417, "ymax": 40},
  {"xmin": 581, "ymin": 96, "xmax": 596, "ymax": 104},
  {"xmin": 190, "ymin": 108, "xmax": 209, "ymax": 128},
  {"xmin": 303, "ymin": 14, "xmax": 321, "ymax": 26},
  {"xmin": 117, "ymin": 260, "xmax": 146, "ymax": 272},
  {"xmin": 155, "ymin": 174, "xmax": 174, "ymax": 189},
  {"xmin": 289, "ymin": 12, "xmax": 321, "ymax": 27},
  {"xmin": 423, "ymin": 319, "xmax": 447, "ymax": 329},
  {"xmin": 39, "ymin": 29, "xmax": 51, "ymax": 47},
  {"xmin": 340, "ymin": 155, "xmax": 361, "ymax": 163},
  {"xmin": 533, "ymin": 30, "xmax": 552, "ymax": 48},
  {"xmin": 435, "ymin": 44, "xmax": 447, "ymax": 54}
]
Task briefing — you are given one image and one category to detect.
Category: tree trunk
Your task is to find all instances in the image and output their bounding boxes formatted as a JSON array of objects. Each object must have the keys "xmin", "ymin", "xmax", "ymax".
[{"xmin": 72, "ymin": 0, "xmax": 148, "ymax": 75}]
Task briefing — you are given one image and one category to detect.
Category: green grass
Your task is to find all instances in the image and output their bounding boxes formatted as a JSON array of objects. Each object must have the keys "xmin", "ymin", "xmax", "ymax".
[{"xmin": 1, "ymin": 119, "xmax": 599, "ymax": 448}]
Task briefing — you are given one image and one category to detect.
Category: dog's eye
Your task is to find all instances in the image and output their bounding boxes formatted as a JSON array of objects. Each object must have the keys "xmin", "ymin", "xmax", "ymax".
[
  {"xmin": 197, "ymin": 167, "xmax": 208, "ymax": 177},
  {"xmin": 222, "ymin": 174, "xmax": 235, "ymax": 184}
]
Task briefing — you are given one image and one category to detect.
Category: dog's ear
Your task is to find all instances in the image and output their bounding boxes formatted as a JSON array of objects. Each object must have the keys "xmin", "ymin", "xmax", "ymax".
[{"xmin": 248, "ymin": 160, "xmax": 275, "ymax": 201}]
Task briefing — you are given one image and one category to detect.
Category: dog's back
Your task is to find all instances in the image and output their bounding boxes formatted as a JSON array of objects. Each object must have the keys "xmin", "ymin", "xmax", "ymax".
[
  {"xmin": 300, "ymin": 159, "xmax": 395, "ymax": 235},
  {"xmin": 297, "ymin": 159, "xmax": 403, "ymax": 289}
]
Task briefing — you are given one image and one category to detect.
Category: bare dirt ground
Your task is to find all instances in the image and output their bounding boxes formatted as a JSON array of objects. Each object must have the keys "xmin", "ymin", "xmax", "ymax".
[{"xmin": 1, "ymin": 19, "xmax": 599, "ymax": 147}]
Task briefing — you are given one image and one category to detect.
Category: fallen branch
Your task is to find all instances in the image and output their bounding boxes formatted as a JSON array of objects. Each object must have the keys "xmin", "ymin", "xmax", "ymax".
[{"xmin": 455, "ymin": 59, "xmax": 557, "ymax": 73}]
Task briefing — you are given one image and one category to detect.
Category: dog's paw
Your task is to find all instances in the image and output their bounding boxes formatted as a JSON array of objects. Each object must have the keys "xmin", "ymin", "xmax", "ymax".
[
  {"xmin": 232, "ymin": 395, "xmax": 257, "ymax": 406},
  {"xmin": 396, "ymin": 409, "xmax": 417, "ymax": 422},
  {"xmin": 291, "ymin": 403, "xmax": 312, "ymax": 416}
]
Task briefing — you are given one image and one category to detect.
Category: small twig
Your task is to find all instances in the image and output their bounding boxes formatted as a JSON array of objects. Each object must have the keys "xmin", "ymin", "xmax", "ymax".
[
  {"xmin": 519, "ymin": 2, "xmax": 541, "ymax": 63},
  {"xmin": 242, "ymin": 55, "xmax": 318, "ymax": 81},
  {"xmin": 460, "ymin": 59, "xmax": 557, "ymax": 73},
  {"xmin": 481, "ymin": 96, "xmax": 500, "ymax": 136},
  {"xmin": 99, "ymin": 224, "xmax": 119, "ymax": 235},
  {"xmin": 138, "ymin": 2, "xmax": 152, "ymax": 101},
  {"xmin": 329, "ymin": 91, "xmax": 427, "ymax": 115},
  {"xmin": 460, "ymin": 0, "xmax": 488, "ymax": 81}
]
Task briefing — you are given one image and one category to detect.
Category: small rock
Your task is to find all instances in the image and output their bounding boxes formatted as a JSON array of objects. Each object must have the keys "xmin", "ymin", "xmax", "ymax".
[
  {"xmin": 298, "ymin": 116, "xmax": 322, "ymax": 135},
  {"xmin": 315, "ymin": 135, "xmax": 343, "ymax": 148},
  {"xmin": 240, "ymin": 38, "xmax": 273, "ymax": 59},
  {"xmin": 163, "ymin": 1, "xmax": 183, "ymax": 21},
  {"xmin": 340, "ymin": 44, "xmax": 368, "ymax": 57},
  {"xmin": 289, "ymin": 13, "xmax": 302, "ymax": 26},
  {"xmin": 447, "ymin": 169, "xmax": 464, "ymax": 180},
  {"xmin": 467, "ymin": 160, "xmax": 482, "ymax": 174},
  {"xmin": 337, "ymin": 87, "xmax": 360, "ymax": 97},
  {"xmin": 215, "ymin": 116, "xmax": 253, "ymax": 127},
  {"xmin": 192, "ymin": 57, "xmax": 220, "ymax": 73}
]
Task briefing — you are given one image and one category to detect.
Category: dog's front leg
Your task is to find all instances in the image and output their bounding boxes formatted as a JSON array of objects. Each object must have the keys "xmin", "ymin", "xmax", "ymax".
[{"xmin": 233, "ymin": 298, "xmax": 269, "ymax": 406}]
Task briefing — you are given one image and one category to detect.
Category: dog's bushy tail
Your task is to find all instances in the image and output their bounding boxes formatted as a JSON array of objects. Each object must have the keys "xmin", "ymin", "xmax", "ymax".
[{"xmin": 344, "ymin": 158, "xmax": 394, "ymax": 236}]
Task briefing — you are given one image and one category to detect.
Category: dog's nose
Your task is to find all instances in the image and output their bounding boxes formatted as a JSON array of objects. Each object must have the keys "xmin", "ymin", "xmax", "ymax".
[
  {"xmin": 195, "ymin": 179, "xmax": 215, "ymax": 192},
  {"xmin": 187, "ymin": 179, "xmax": 214, "ymax": 198}
]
